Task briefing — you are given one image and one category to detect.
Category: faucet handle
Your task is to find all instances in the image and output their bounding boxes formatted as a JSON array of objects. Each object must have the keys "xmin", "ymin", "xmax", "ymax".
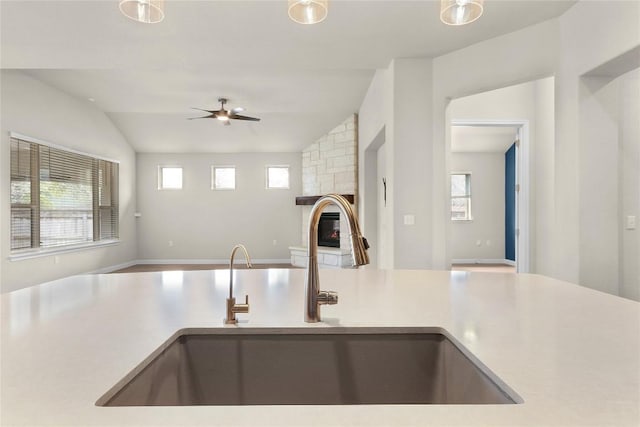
[
  {"xmin": 234, "ymin": 295, "xmax": 250, "ymax": 313},
  {"xmin": 362, "ymin": 236, "xmax": 370, "ymax": 250},
  {"xmin": 317, "ymin": 290, "xmax": 338, "ymax": 305}
]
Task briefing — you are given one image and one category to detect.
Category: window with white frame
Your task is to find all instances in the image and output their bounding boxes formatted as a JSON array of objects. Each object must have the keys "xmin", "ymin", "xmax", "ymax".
[
  {"xmin": 266, "ymin": 166, "xmax": 289, "ymax": 189},
  {"xmin": 158, "ymin": 166, "xmax": 183, "ymax": 190},
  {"xmin": 451, "ymin": 173, "xmax": 472, "ymax": 221},
  {"xmin": 212, "ymin": 166, "xmax": 236, "ymax": 190},
  {"xmin": 10, "ymin": 135, "xmax": 119, "ymax": 252}
]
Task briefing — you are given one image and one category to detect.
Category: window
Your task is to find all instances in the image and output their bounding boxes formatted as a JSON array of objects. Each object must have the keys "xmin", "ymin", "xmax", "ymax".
[
  {"xmin": 451, "ymin": 173, "xmax": 472, "ymax": 221},
  {"xmin": 159, "ymin": 166, "xmax": 182, "ymax": 190},
  {"xmin": 212, "ymin": 166, "xmax": 236, "ymax": 190},
  {"xmin": 266, "ymin": 166, "xmax": 290, "ymax": 189},
  {"xmin": 10, "ymin": 135, "xmax": 119, "ymax": 252}
]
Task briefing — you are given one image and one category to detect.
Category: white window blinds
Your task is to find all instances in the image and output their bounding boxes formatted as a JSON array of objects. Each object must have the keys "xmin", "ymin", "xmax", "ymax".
[{"xmin": 10, "ymin": 136, "xmax": 119, "ymax": 251}]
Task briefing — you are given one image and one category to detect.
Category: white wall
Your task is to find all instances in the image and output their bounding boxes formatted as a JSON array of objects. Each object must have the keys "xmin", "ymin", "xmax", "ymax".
[
  {"xmin": 358, "ymin": 58, "xmax": 433, "ymax": 269},
  {"xmin": 136, "ymin": 152, "xmax": 301, "ymax": 262},
  {"xmin": 619, "ymin": 69, "xmax": 639, "ymax": 301},
  {"xmin": 450, "ymin": 153, "xmax": 505, "ymax": 262},
  {"xmin": 448, "ymin": 77, "xmax": 556, "ymax": 274},
  {"xmin": 358, "ymin": 0, "xmax": 639, "ymax": 300},
  {"xmin": 553, "ymin": 0, "xmax": 640, "ymax": 284},
  {"xmin": 0, "ymin": 70, "xmax": 137, "ymax": 292},
  {"xmin": 579, "ymin": 76, "xmax": 621, "ymax": 295},
  {"xmin": 358, "ymin": 19, "xmax": 559, "ymax": 270},
  {"xmin": 579, "ymin": 68, "xmax": 639, "ymax": 300},
  {"xmin": 359, "ymin": 70, "xmax": 389, "ymax": 268},
  {"xmin": 432, "ymin": 20, "xmax": 558, "ymax": 273}
]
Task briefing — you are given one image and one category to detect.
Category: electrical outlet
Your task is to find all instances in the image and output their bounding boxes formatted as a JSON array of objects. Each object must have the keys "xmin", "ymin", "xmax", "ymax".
[
  {"xmin": 273, "ymin": 239, "xmax": 278, "ymax": 246},
  {"xmin": 168, "ymin": 240, "xmax": 174, "ymax": 247}
]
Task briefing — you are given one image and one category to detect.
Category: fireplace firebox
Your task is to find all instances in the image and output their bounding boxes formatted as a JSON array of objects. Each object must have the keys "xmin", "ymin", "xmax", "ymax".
[{"xmin": 318, "ymin": 212, "xmax": 340, "ymax": 248}]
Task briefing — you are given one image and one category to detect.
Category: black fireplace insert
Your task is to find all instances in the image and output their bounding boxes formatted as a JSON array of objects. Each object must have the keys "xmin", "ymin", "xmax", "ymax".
[{"xmin": 318, "ymin": 212, "xmax": 340, "ymax": 248}]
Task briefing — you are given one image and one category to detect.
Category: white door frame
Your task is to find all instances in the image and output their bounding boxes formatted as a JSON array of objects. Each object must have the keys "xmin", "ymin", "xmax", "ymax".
[{"xmin": 450, "ymin": 119, "xmax": 531, "ymax": 273}]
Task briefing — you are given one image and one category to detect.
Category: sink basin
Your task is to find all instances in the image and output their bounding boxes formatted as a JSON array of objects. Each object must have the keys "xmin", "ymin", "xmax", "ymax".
[{"xmin": 97, "ymin": 327, "xmax": 521, "ymax": 406}]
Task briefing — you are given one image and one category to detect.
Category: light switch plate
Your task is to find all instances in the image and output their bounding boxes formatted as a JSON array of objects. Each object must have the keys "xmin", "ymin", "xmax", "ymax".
[
  {"xmin": 626, "ymin": 215, "xmax": 636, "ymax": 230},
  {"xmin": 403, "ymin": 215, "xmax": 415, "ymax": 226}
]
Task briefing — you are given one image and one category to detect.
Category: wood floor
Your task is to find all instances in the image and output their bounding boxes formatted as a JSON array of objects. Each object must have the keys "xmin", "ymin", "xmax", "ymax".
[
  {"xmin": 110, "ymin": 263, "xmax": 514, "ymax": 274},
  {"xmin": 110, "ymin": 263, "xmax": 299, "ymax": 273},
  {"xmin": 451, "ymin": 264, "xmax": 516, "ymax": 273}
]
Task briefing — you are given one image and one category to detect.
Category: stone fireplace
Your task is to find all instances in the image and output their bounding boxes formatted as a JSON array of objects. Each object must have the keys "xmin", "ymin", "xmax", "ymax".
[{"xmin": 290, "ymin": 114, "xmax": 358, "ymax": 268}]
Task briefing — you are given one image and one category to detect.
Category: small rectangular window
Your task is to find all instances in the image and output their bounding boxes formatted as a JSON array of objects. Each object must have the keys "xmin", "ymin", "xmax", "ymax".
[
  {"xmin": 451, "ymin": 173, "xmax": 472, "ymax": 221},
  {"xmin": 212, "ymin": 166, "xmax": 236, "ymax": 190},
  {"xmin": 159, "ymin": 166, "xmax": 182, "ymax": 190},
  {"xmin": 266, "ymin": 166, "xmax": 290, "ymax": 189}
]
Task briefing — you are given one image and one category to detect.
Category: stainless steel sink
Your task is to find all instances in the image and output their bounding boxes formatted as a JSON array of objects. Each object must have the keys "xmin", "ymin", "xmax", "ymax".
[{"xmin": 96, "ymin": 327, "xmax": 521, "ymax": 406}]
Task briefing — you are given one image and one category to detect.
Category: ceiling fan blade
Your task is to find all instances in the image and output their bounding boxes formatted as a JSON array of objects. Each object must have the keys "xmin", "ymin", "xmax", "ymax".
[
  {"xmin": 191, "ymin": 107, "xmax": 219, "ymax": 114},
  {"xmin": 188, "ymin": 114, "xmax": 216, "ymax": 120},
  {"xmin": 230, "ymin": 114, "xmax": 260, "ymax": 122}
]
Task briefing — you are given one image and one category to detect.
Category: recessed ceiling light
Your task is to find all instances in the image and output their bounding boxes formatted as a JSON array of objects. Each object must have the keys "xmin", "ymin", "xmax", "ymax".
[{"xmin": 88, "ymin": 98, "xmax": 95, "ymax": 103}]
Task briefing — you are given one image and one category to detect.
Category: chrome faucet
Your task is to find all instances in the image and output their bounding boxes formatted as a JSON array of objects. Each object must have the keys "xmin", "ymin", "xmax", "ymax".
[
  {"xmin": 305, "ymin": 194, "xmax": 370, "ymax": 322},
  {"xmin": 224, "ymin": 244, "xmax": 252, "ymax": 325}
]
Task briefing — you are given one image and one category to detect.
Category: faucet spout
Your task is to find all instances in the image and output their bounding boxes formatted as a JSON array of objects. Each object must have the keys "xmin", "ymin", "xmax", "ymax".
[
  {"xmin": 224, "ymin": 244, "xmax": 252, "ymax": 325},
  {"xmin": 305, "ymin": 194, "xmax": 369, "ymax": 323}
]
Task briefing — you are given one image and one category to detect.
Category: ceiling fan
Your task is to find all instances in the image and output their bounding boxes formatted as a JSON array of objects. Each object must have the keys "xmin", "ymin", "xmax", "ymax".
[{"xmin": 189, "ymin": 98, "xmax": 260, "ymax": 125}]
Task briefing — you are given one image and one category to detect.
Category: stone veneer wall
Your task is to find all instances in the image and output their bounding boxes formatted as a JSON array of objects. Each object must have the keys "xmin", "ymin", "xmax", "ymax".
[{"xmin": 300, "ymin": 114, "xmax": 358, "ymax": 248}]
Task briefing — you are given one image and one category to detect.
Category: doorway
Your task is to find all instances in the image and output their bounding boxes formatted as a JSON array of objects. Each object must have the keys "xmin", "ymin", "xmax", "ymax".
[
  {"xmin": 449, "ymin": 120, "xmax": 530, "ymax": 273},
  {"xmin": 363, "ymin": 126, "xmax": 386, "ymax": 269}
]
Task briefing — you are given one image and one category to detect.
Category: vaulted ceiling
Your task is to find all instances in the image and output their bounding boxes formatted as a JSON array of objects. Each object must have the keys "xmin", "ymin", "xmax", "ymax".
[{"xmin": 0, "ymin": 0, "xmax": 576, "ymax": 153}]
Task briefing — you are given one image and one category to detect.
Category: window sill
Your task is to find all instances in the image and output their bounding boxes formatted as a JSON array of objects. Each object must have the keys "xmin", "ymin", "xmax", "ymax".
[{"xmin": 9, "ymin": 240, "xmax": 120, "ymax": 261}]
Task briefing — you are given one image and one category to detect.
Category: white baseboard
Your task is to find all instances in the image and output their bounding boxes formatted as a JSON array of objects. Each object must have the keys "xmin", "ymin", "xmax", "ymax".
[
  {"xmin": 92, "ymin": 258, "xmax": 293, "ymax": 274},
  {"xmin": 135, "ymin": 258, "xmax": 291, "ymax": 265},
  {"xmin": 452, "ymin": 258, "xmax": 516, "ymax": 266},
  {"xmin": 89, "ymin": 260, "xmax": 137, "ymax": 274}
]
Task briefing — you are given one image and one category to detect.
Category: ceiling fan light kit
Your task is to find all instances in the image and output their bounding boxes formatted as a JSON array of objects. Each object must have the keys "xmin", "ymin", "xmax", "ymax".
[
  {"xmin": 288, "ymin": 0, "xmax": 328, "ymax": 25},
  {"xmin": 440, "ymin": 0, "xmax": 484, "ymax": 26},
  {"xmin": 119, "ymin": 0, "xmax": 165, "ymax": 24},
  {"xmin": 190, "ymin": 98, "xmax": 261, "ymax": 125}
]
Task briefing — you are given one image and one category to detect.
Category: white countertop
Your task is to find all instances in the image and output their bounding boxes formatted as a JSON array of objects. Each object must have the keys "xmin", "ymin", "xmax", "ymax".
[{"xmin": 1, "ymin": 268, "xmax": 639, "ymax": 426}]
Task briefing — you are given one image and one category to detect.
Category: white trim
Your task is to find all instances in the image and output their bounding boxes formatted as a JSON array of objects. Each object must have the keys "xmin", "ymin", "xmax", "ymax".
[
  {"xmin": 88, "ymin": 260, "xmax": 138, "ymax": 274},
  {"xmin": 134, "ymin": 258, "xmax": 292, "ymax": 265},
  {"xmin": 9, "ymin": 131, "xmax": 120, "ymax": 164},
  {"xmin": 8, "ymin": 240, "xmax": 120, "ymax": 261},
  {"xmin": 452, "ymin": 259, "xmax": 515, "ymax": 266},
  {"xmin": 68, "ymin": 258, "xmax": 295, "ymax": 274},
  {"xmin": 449, "ymin": 119, "xmax": 530, "ymax": 274}
]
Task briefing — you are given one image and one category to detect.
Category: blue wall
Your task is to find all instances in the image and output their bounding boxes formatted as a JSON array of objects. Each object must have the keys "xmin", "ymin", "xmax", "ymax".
[{"xmin": 505, "ymin": 143, "xmax": 517, "ymax": 262}]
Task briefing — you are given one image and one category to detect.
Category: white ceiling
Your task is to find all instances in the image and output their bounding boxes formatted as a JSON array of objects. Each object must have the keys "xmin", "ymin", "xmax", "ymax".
[
  {"xmin": 451, "ymin": 126, "xmax": 519, "ymax": 153},
  {"xmin": 0, "ymin": 0, "xmax": 576, "ymax": 153}
]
